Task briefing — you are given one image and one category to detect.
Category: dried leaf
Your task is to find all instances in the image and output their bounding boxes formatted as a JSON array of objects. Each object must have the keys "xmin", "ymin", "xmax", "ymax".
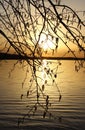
[
  {"xmin": 33, "ymin": 66, "xmax": 36, "ymax": 74},
  {"xmin": 27, "ymin": 90, "xmax": 29, "ymax": 97},
  {"xmin": 75, "ymin": 65, "xmax": 79, "ymax": 72},
  {"xmin": 56, "ymin": 0, "xmax": 57, "ymax": 3},
  {"xmin": 37, "ymin": 93, "xmax": 40, "ymax": 99},
  {"xmin": 54, "ymin": 74, "xmax": 57, "ymax": 78},
  {"xmin": 58, "ymin": 0, "xmax": 61, "ymax": 5},
  {"xmin": 80, "ymin": 24, "xmax": 81, "ymax": 30},
  {"xmin": 49, "ymin": 113, "xmax": 52, "ymax": 119},
  {"xmin": 51, "ymin": 35, "xmax": 54, "ymax": 40},
  {"xmin": 42, "ymin": 84, "xmax": 45, "ymax": 91},
  {"xmin": 56, "ymin": 44, "xmax": 58, "ymax": 49},
  {"xmin": 83, "ymin": 11, "xmax": 85, "ymax": 16},
  {"xmin": 18, "ymin": 119, "xmax": 20, "ymax": 126},
  {"xmin": 52, "ymin": 49, "xmax": 54, "ymax": 55},
  {"xmin": 22, "ymin": 82, "xmax": 24, "ymax": 88},
  {"xmin": 47, "ymin": 69, "xmax": 50, "ymax": 74},
  {"xmin": 45, "ymin": 80, "xmax": 47, "ymax": 84},
  {"xmin": 67, "ymin": 15, "xmax": 70, "ymax": 24},
  {"xmin": 77, "ymin": 19, "xmax": 81, "ymax": 28},
  {"xmin": 43, "ymin": 111, "xmax": 46, "ymax": 118},
  {"xmin": 46, "ymin": 95, "xmax": 49, "ymax": 99},
  {"xmin": 21, "ymin": 94, "xmax": 23, "ymax": 99},
  {"xmin": 53, "ymin": 79, "xmax": 55, "ymax": 83},
  {"xmin": 59, "ymin": 62, "xmax": 62, "ymax": 65},
  {"xmin": 34, "ymin": 105, "xmax": 37, "ymax": 111},
  {"xmin": 56, "ymin": 37, "xmax": 59, "ymax": 44},
  {"xmin": 59, "ymin": 94, "xmax": 62, "ymax": 102},
  {"xmin": 73, "ymin": 13, "xmax": 75, "ymax": 19},
  {"xmin": 59, "ymin": 116, "xmax": 62, "ymax": 123}
]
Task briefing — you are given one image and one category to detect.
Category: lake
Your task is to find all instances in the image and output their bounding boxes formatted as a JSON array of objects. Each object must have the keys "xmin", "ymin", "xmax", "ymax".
[{"xmin": 0, "ymin": 60, "xmax": 85, "ymax": 130}]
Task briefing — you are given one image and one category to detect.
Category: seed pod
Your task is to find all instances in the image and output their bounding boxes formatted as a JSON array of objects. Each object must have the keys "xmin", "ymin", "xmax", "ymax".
[
  {"xmin": 27, "ymin": 90, "xmax": 29, "ymax": 97},
  {"xmin": 56, "ymin": 37, "xmax": 59, "ymax": 44},
  {"xmin": 21, "ymin": 94, "xmax": 23, "ymax": 99},
  {"xmin": 42, "ymin": 84, "xmax": 45, "ymax": 91},
  {"xmin": 59, "ymin": 94, "xmax": 62, "ymax": 102},
  {"xmin": 54, "ymin": 74, "xmax": 57, "ymax": 78},
  {"xmin": 43, "ymin": 111, "xmax": 46, "ymax": 118},
  {"xmin": 45, "ymin": 80, "xmax": 47, "ymax": 84},
  {"xmin": 34, "ymin": 105, "xmax": 37, "ymax": 111}
]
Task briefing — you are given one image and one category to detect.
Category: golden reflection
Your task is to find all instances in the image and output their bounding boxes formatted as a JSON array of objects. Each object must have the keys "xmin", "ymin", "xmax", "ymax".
[
  {"xmin": 41, "ymin": 60, "xmax": 48, "ymax": 84},
  {"xmin": 38, "ymin": 60, "xmax": 48, "ymax": 86},
  {"xmin": 38, "ymin": 60, "xmax": 56, "ymax": 91}
]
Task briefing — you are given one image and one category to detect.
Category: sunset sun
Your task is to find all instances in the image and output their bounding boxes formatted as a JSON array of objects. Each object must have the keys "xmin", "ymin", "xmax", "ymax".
[
  {"xmin": 0, "ymin": 0, "xmax": 85, "ymax": 129},
  {"xmin": 39, "ymin": 33, "xmax": 55, "ymax": 51}
]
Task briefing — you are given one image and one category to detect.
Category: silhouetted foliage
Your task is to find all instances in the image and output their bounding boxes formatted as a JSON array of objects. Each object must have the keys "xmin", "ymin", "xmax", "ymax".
[{"xmin": 0, "ymin": 0, "xmax": 85, "ymax": 127}]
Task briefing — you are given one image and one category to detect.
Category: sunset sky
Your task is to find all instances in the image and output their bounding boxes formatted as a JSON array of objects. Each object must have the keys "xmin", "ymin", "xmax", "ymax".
[{"xmin": 0, "ymin": 0, "xmax": 85, "ymax": 58}]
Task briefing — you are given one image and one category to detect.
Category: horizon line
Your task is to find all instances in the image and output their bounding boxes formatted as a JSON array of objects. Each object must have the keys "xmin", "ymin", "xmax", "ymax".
[{"xmin": 0, "ymin": 52, "xmax": 85, "ymax": 60}]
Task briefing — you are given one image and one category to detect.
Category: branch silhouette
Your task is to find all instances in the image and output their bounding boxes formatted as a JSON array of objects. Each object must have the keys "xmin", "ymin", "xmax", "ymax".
[{"xmin": 0, "ymin": 0, "xmax": 85, "ymax": 127}]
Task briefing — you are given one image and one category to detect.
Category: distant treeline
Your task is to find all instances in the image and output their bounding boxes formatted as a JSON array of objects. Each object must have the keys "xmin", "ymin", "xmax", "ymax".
[{"xmin": 0, "ymin": 52, "xmax": 85, "ymax": 60}]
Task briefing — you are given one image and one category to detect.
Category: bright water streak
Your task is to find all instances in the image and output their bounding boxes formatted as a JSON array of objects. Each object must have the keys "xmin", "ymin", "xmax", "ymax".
[{"xmin": 0, "ymin": 60, "xmax": 85, "ymax": 130}]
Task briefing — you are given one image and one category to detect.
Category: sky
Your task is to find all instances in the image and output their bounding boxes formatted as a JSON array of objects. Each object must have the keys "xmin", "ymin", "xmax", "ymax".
[
  {"xmin": 0, "ymin": 0, "xmax": 85, "ymax": 58},
  {"xmin": 61, "ymin": 0, "xmax": 85, "ymax": 11}
]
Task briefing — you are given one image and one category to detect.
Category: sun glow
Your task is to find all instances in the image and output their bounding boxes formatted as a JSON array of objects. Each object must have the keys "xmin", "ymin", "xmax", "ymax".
[{"xmin": 39, "ymin": 33, "xmax": 55, "ymax": 51}]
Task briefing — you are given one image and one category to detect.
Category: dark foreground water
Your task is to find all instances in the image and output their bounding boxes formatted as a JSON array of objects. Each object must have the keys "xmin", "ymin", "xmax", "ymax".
[{"xmin": 0, "ymin": 60, "xmax": 85, "ymax": 130}]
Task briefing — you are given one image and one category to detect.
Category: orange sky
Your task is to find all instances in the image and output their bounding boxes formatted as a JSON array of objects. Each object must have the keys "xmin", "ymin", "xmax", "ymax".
[{"xmin": 0, "ymin": 0, "xmax": 85, "ymax": 58}]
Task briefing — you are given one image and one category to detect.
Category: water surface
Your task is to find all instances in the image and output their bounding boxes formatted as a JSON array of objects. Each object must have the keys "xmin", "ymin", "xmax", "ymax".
[{"xmin": 0, "ymin": 60, "xmax": 85, "ymax": 130}]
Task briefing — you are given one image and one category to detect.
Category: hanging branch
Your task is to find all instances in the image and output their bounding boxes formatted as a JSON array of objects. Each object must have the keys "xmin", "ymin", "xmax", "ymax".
[{"xmin": 0, "ymin": 0, "xmax": 85, "ymax": 127}]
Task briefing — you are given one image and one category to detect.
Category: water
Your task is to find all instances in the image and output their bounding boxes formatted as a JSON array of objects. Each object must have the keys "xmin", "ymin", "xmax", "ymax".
[{"xmin": 0, "ymin": 60, "xmax": 85, "ymax": 130}]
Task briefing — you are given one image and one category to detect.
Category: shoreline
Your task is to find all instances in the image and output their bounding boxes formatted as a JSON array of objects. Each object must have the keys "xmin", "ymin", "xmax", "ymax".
[{"xmin": 0, "ymin": 53, "xmax": 85, "ymax": 60}]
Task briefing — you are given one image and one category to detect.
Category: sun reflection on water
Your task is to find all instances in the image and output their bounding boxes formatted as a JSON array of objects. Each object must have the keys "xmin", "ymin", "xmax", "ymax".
[{"xmin": 37, "ymin": 59, "xmax": 61, "ymax": 97}]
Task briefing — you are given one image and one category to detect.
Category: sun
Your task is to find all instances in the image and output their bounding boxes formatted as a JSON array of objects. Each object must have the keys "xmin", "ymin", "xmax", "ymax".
[{"xmin": 39, "ymin": 33, "xmax": 55, "ymax": 51}]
